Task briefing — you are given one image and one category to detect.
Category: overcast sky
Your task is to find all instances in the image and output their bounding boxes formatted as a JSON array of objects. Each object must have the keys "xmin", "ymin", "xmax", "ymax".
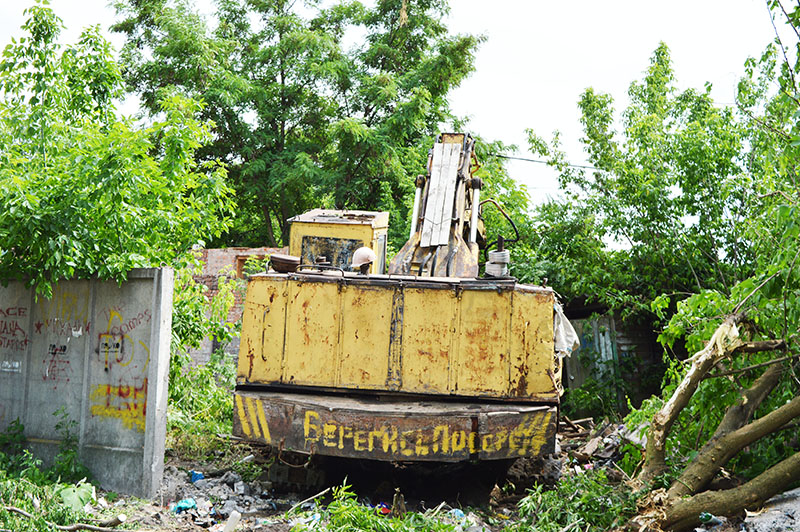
[{"xmin": 0, "ymin": 0, "xmax": 782, "ymax": 204}]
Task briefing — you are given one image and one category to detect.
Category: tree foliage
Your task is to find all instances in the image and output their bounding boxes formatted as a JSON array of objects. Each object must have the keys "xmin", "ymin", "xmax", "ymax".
[
  {"xmin": 525, "ymin": 43, "xmax": 757, "ymax": 319},
  {"xmin": 520, "ymin": 11, "xmax": 800, "ymax": 527},
  {"xmin": 111, "ymin": 0, "xmax": 481, "ymax": 248},
  {"xmin": 0, "ymin": 2, "xmax": 234, "ymax": 297}
]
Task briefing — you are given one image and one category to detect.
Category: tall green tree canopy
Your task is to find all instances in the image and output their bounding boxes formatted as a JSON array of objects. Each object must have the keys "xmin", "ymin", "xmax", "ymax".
[
  {"xmin": 111, "ymin": 0, "xmax": 481, "ymax": 248},
  {"xmin": 525, "ymin": 43, "xmax": 757, "ymax": 318},
  {"xmin": 0, "ymin": 3, "xmax": 234, "ymax": 297}
]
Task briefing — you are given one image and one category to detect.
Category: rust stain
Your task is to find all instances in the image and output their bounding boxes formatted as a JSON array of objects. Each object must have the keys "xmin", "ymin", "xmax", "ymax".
[{"xmin": 513, "ymin": 363, "xmax": 527, "ymax": 397}]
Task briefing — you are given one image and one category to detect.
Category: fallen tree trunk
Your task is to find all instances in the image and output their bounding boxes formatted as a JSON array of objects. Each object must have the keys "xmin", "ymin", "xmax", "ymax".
[
  {"xmin": 667, "ymin": 393, "xmax": 800, "ymax": 498},
  {"xmin": 661, "ymin": 450, "xmax": 800, "ymax": 531},
  {"xmin": 637, "ymin": 315, "xmax": 745, "ymax": 484}
]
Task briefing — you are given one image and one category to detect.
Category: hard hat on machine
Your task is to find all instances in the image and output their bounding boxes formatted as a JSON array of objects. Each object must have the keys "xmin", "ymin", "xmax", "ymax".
[{"xmin": 351, "ymin": 246, "xmax": 376, "ymax": 271}]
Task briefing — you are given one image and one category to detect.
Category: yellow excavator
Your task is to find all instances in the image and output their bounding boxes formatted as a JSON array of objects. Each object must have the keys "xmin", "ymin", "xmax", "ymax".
[{"xmin": 232, "ymin": 133, "xmax": 575, "ymax": 469}]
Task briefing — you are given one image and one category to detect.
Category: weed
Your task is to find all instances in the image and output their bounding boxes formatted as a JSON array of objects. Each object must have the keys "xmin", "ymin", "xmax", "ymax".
[
  {"xmin": 291, "ymin": 482, "xmax": 457, "ymax": 531},
  {"xmin": 51, "ymin": 407, "xmax": 92, "ymax": 483},
  {"xmin": 167, "ymin": 348, "xmax": 236, "ymax": 459},
  {"xmin": 509, "ymin": 469, "xmax": 640, "ymax": 531}
]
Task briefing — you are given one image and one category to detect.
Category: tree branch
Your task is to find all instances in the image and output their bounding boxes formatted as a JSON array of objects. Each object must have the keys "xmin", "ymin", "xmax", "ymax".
[
  {"xmin": 662, "ymin": 450, "xmax": 800, "ymax": 531},
  {"xmin": 709, "ymin": 352, "xmax": 798, "ymax": 379},
  {"xmin": 637, "ymin": 315, "xmax": 745, "ymax": 483},
  {"xmin": 668, "ymin": 393, "xmax": 800, "ymax": 498},
  {"xmin": 733, "ymin": 271, "xmax": 782, "ymax": 313},
  {"xmin": 712, "ymin": 363, "xmax": 784, "ymax": 437}
]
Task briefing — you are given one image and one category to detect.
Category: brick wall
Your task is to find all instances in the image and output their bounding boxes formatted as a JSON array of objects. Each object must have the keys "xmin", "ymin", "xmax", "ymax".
[
  {"xmin": 189, "ymin": 247, "xmax": 285, "ymax": 364},
  {"xmin": 194, "ymin": 247, "xmax": 284, "ymax": 322}
]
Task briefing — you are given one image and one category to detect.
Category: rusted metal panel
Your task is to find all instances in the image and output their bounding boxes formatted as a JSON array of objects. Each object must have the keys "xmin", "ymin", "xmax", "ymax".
[
  {"xmin": 282, "ymin": 280, "xmax": 341, "ymax": 386},
  {"xmin": 512, "ymin": 289, "xmax": 557, "ymax": 396},
  {"xmin": 339, "ymin": 284, "xmax": 393, "ymax": 388},
  {"xmin": 236, "ymin": 280, "xmax": 268, "ymax": 382},
  {"xmin": 238, "ymin": 274, "xmax": 559, "ymax": 401},
  {"xmin": 400, "ymin": 286, "xmax": 455, "ymax": 393},
  {"xmin": 456, "ymin": 289, "xmax": 511, "ymax": 396},
  {"xmin": 256, "ymin": 278, "xmax": 288, "ymax": 384},
  {"xmin": 233, "ymin": 390, "xmax": 557, "ymax": 462}
]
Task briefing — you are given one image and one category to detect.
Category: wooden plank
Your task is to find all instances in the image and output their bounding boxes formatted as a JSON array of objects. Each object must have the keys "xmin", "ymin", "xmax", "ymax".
[
  {"xmin": 421, "ymin": 143, "xmax": 446, "ymax": 247},
  {"xmin": 421, "ymin": 143, "xmax": 461, "ymax": 247},
  {"xmin": 432, "ymin": 143, "xmax": 461, "ymax": 246}
]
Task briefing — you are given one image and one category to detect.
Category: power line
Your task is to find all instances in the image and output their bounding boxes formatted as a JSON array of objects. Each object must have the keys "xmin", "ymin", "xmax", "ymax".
[{"xmin": 488, "ymin": 153, "xmax": 601, "ymax": 171}]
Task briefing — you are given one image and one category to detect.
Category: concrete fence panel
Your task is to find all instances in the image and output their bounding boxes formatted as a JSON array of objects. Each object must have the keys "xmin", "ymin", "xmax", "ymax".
[{"xmin": 0, "ymin": 268, "xmax": 173, "ymax": 497}]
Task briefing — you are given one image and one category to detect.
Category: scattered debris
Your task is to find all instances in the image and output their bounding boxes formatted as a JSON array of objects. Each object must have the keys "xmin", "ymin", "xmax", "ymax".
[{"xmin": 742, "ymin": 486, "xmax": 800, "ymax": 531}]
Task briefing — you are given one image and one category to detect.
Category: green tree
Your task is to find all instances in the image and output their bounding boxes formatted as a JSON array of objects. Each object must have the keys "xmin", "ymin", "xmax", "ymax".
[
  {"xmin": 526, "ymin": 43, "xmax": 752, "ymax": 318},
  {"xmin": 111, "ymin": 0, "xmax": 481, "ymax": 247},
  {"xmin": 0, "ymin": 3, "xmax": 234, "ymax": 297}
]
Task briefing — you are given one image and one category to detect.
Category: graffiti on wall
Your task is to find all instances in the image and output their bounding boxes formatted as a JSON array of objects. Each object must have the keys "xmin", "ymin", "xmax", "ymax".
[
  {"xmin": 42, "ymin": 344, "xmax": 70, "ymax": 388},
  {"xmin": 89, "ymin": 308, "xmax": 151, "ymax": 432},
  {"xmin": 35, "ymin": 289, "xmax": 91, "ymax": 338},
  {"xmin": 0, "ymin": 306, "xmax": 29, "ymax": 352},
  {"xmin": 90, "ymin": 377, "xmax": 148, "ymax": 432}
]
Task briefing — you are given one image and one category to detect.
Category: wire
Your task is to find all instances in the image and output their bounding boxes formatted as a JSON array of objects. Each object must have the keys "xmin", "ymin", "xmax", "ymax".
[{"xmin": 487, "ymin": 153, "xmax": 601, "ymax": 171}]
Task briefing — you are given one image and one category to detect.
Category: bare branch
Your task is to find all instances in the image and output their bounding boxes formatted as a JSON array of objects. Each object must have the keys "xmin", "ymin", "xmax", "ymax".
[
  {"xmin": 733, "ymin": 271, "xmax": 782, "ymax": 313},
  {"xmin": 710, "ymin": 351, "xmax": 798, "ymax": 379}
]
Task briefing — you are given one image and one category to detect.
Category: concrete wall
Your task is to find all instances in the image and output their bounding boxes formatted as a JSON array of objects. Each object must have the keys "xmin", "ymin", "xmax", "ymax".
[{"xmin": 0, "ymin": 268, "xmax": 173, "ymax": 498}]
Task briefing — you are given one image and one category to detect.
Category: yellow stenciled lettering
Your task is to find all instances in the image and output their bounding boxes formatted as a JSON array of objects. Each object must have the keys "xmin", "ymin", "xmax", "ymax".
[
  {"xmin": 304, "ymin": 410, "xmax": 321, "ymax": 443},
  {"xmin": 468, "ymin": 432, "xmax": 478, "ymax": 453},
  {"xmin": 323, "ymin": 423, "xmax": 337, "ymax": 447},
  {"xmin": 354, "ymin": 430, "xmax": 368, "ymax": 451},
  {"xmin": 254, "ymin": 399, "xmax": 272, "ymax": 444},
  {"xmin": 432, "ymin": 426, "xmax": 449, "ymax": 454},
  {"xmin": 526, "ymin": 412, "xmax": 552, "ymax": 456},
  {"xmin": 235, "ymin": 395, "xmax": 252, "ymax": 437},
  {"xmin": 494, "ymin": 430, "xmax": 507, "ymax": 451},
  {"xmin": 414, "ymin": 430, "xmax": 429, "ymax": 456},
  {"xmin": 451, "ymin": 430, "xmax": 466, "ymax": 452},
  {"xmin": 245, "ymin": 396, "xmax": 262, "ymax": 439},
  {"xmin": 399, "ymin": 430, "xmax": 415, "ymax": 457},
  {"xmin": 369, "ymin": 428, "xmax": 386, "ymax": 452},
  {"xmin": 382, "ymin": 427, "xmax": 398, "ymax": 454},
  {"xmin": 508, "ymin": 425, "xmax": 521, "ymax": 452},
  {"xmin": 338, "ymin": 426, "xmax": 353, "ymax": 450},
  {"xmin": 481, "ymin": 434, "xmax": 494, "ymax": 452}
]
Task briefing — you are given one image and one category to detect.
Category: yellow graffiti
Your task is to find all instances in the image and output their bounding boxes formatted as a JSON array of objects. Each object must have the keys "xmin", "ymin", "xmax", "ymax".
[
  {"xmin": 99, "ymin": 310, "xmax": 151, "ymax": 371},
  {"xmin": 235, "ymin": 399, "xmax": 553, "ymax": 458},
  {"xmin": 235, "ymin": 395, "xmax": 271, "ymax": 444},
  {"xmin": 41, "ymin": 288, "xmax": 89, "ymax": 323},
  {"xmin": 89, "ymin": 379, "xmax": 147, "ymax": 432},
  {"xmin": 235, "ymin": 395, "xmax": 252, "ymax": 437},
  {"xmin": 300, "ymin": 409, "xmax": 553, "ymax": 458}
]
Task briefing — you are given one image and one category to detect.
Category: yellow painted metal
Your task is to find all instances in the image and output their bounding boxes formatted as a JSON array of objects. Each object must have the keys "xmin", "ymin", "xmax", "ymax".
[
  {"xmin": 238, "ymin": 274, "xmax": 558, "ymax": 401},
  {"xmin": 400, "ymin": 286, "xmax": 456, "ymax": 393},
  {"xmin": 339, "ymin": 285, "xmax": 393, "ymax": 388},
  {"xmin": 455, "ymin": 289, "xmax": 511, "ymax": 396},
  {"xmin": 282, "ymin": 280, "xmax": 341, "ymax": 386},
  {"xmin": 511, "ymin": 288, "xmax": 558, "ymax": 396},
  {"xmin": 288, "ymin": 210, "xmax": 389, "ymax": 274}
]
